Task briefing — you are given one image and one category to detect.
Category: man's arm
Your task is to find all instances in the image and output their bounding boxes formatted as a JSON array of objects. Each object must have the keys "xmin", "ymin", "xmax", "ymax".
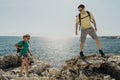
[
  {"xmin": 75, "ymin": 16, "xmax": 80, "ymax": 35},
  {"xmin": 75, "ymin": 22, "xmax": 79, "ymax": 35},
  {"xmin": 91, "ymin": 18, "xmax": 97, "ymax": 32}
]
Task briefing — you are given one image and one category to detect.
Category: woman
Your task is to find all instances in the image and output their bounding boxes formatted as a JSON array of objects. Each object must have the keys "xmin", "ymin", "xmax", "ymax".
[{"xmin": 15, "ymin": 35, "xmax": 32, "ymax": 77}]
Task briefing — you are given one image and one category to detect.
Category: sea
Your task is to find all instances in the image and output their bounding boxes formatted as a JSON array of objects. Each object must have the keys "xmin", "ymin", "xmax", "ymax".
[{"xmin": 0, "ymin": 36, "xmax": 120, "ymax": 68}]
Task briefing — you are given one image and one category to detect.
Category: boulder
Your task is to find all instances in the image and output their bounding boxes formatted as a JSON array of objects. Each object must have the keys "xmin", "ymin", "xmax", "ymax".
[
  {"xmin": 0, "ymin": 54, "xmax": 120, "ymax": 80},
  {"xmin": 39, "ymin": 77, "xmax": 49, "ymax": 80},
  {"xmin": 0, "ymin": 53, "xmax": 34, "ymax": 69},
  {"xmin": 0, "ymin": 69, "xmax": 8, "ymax": 80},
  {"xmin": 30, "ymin": 62, "xmax": 51, "ymax": 75},
  {"xmin": 79, "ymin": 71, "xmax": 88, "ymax": 80},
  {"xmin": 49, "ymin": 68, "xmax": 58, "ymax": 76}
]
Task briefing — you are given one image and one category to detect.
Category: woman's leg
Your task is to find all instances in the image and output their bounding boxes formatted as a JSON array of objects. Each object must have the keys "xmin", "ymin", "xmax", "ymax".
[
  {"xmin": 20, "ymin": 58, "xmax": 25, "ymax": 75},
  {"xmin": 24, "ymin": 58, "xmax": 29, "ymax": 77}
]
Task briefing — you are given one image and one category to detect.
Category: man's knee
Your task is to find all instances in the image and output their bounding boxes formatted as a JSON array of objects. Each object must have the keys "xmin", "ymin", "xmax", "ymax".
[
  {"xmin": 80, "ymin": 37, "xmax": 86, "ymax": 43},
  {"xmin": 80, "ymin": 41, "xmax": 85, "ymax": 45}
]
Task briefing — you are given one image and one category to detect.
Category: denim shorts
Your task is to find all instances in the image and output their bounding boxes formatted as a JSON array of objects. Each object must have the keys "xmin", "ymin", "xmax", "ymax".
[{"xmin": 80, "ymin": 27, "xmax": 98, "ymax": 42}]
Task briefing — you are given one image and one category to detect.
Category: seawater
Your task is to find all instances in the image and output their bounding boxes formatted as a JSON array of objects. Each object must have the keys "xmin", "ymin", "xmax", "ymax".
[{"xmin": 0, "ymin": 36, "xmax": 120, "ymax": 68}]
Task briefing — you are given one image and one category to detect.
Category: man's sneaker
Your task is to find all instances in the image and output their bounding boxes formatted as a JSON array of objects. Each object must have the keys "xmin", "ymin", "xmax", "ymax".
[
  {"xmin": 99, "ymin": 50, "xmax": 105, "ymax": 57},
  {"xmin": 80, "ymin": 51, "xmax": 85, "ymax": 58}
]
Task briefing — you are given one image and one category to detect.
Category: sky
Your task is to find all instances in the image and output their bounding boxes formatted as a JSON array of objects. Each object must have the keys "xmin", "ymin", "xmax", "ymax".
[{"xmin": 0, "ymin": 0, "xmax": 120, "ymax": 37}]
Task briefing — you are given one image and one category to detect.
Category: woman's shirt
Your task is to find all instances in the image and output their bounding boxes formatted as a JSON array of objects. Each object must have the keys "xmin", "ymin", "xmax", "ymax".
[{"xmin": 17, "ymin": 41, "xmax": 29, "ymax": 55}]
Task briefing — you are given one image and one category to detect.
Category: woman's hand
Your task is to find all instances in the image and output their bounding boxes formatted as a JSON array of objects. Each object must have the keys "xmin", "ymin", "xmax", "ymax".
[
  {"xmin": 19, "ymin": 46, "xmax": 24, "ymax": 49},
  {"xmin": 28, "ymin": 53, "xmax": 32, "ymax": 57}
]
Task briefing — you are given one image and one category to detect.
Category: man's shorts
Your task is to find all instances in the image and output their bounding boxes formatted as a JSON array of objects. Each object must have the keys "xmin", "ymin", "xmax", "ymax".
[{"xmin": 80, "ymin": 27, "xmax": 98, "ymax": 42}]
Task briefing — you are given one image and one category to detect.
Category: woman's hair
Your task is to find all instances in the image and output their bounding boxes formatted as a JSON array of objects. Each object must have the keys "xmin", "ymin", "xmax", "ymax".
[
  {"xmin": 23, "ymin": 34, "xmax": 30, "ymax": 39},
  {"xmin": 78, "ymin": 4, "xmax": 85, "ymax": 9},
  {"xmin": 23, "ymin": 35, "xmax": 27, "ymax": 39},
  {"xmin": 26, "ymin": 34, "xmax": 30, "ymax": 37}
]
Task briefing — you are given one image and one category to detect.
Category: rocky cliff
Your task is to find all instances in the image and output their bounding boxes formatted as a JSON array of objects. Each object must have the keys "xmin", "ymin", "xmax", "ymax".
[{"xmin": 0, "ymin": 54, "xmax": 120, "ymax": 80}]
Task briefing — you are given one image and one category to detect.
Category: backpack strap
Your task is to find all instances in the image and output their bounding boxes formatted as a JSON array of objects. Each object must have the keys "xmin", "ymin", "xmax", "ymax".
[
  {"xmin": 78, "ymin": 13, "xmax": 81, "ymax": 30},
  {"xmin": 22, "ymin": 41, "xmax": 25, "ymax": 46},
  {"xmin": 86, "ymin": 11, "xmax": 91, "ymax": 19},
  {"xmin": 16, "ymin": 41, "xmax": 25, "ymax": 53}
]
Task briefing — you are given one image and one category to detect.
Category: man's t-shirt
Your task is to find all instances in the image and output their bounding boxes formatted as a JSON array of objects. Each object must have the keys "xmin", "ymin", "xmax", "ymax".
[
  {"xmin": 17, "ymin": 41, "xmax": 29, "ymax": 56},
  {"xmin": 76, "ymin": 11, "xmax": 94, "ymax": 30}
]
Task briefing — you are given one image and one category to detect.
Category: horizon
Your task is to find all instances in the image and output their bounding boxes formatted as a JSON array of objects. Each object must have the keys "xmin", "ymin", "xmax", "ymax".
[
  {"xmin": 0, "ymin": 0, "xmax": 120, "ymax": 37},
  {"xmin": 0, "ymin": 35, "xmax": 119, "ymax": 37}
]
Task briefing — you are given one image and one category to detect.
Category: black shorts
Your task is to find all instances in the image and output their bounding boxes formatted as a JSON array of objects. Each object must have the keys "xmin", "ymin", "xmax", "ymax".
[{"xmin": 21, "ymin": 54, "xmax": 28, "ymax": 59}]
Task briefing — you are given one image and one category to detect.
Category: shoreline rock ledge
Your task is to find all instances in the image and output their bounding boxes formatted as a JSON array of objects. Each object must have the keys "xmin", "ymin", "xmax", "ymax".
[{"xmin": 0, "ymin": 53, "xmax": 120, "ymax": 80}]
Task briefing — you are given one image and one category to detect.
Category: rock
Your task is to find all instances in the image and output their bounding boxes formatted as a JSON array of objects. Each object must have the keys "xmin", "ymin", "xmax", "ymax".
[
  {"xmin": 49, "ymin": 68, "xmax": 58, "ymax": 76},
  {"xmin": 0, "ymin": 53, "xmax": 34, "ymax": 69},
  {"xmin": 0, "ymin": 54, "xmax": 120, "ymax": 80},
  {"xmin": 102, "ymin": 55, "xmax": 120, "ymax": 80},
  {"xmin": 61, "ymin": 55, "xmax": 119, "ymax": 80},
  {"xmin": 107, "ymin": 56, "xmax": 120, "ymax": 64},
  {"xmin": 62, "ymin": 63, "xmax": 71, "ymax": 71},
  {"xmin": 104, "ymin": 75, "xmax": 111, "ymax": 80},
  {"xmin": 30, "ymin": 62, "xmax": 51, "ymax": 75},
  {"xmin": 41, "ymin": 70, "xmax": 50, "ymax": 77},
  {"xmin": 73, "ymin": 65, "xmax": 79, "ymax": 71},
  {"xmin": 38, "ymin": 77, "xmax": 49, "ymax": 80},
  {"xmin": 0, "ymin": 69, "xmax": 8, "ymax": 80},
  {"xmin": 0, "ymin": 69, "xmax": 5, "ymax": 74},
  {"xmin": 79, "ymin": 71, "xmax": 88, "ymax": 80},
  {"xmin": 0, "ymin": 75, "xmax": 7, "ymax": 80},
  {"xmin": 27, "ymin": 57, "xmax": 34, "ymax": 65},
  {"xmin": 0, "ymin": 57, "xmax": 3, "ymax": 68}
]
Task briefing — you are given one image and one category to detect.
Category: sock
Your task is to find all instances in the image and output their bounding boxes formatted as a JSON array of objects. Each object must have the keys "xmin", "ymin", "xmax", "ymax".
[{"xmin": 80, "ymin": 51, "xmax": 83, "ymax": 53}]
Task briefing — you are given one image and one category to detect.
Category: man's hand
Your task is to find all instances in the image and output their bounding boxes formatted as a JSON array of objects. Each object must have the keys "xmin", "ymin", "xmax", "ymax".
[
  {"xmin": 75, "ymin": 31, "xmax": 78, "ymax": 35},
  {"xmin": 94, "ymin": 27, "xmax": 97, "ymax": 32}
]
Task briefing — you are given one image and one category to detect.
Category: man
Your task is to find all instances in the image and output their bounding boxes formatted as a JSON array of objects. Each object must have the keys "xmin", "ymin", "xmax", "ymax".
[{"xmin": 75, "ymin": 4, "xmax": 105, "ymax": 57}]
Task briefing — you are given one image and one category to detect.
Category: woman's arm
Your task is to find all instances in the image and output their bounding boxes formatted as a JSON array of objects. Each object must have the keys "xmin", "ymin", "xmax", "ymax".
[
  {"xmin": 28, "ymin": 48, "xmax": 32, "ymax": 56},
  {"xmin": 14, "ymin": 43, "xmax": 23, "ymax": 49}
]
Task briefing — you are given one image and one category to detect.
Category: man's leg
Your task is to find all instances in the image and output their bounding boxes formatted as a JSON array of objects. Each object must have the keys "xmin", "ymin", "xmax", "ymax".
[
  {"xmin": 94, "ymin": 38, "xmax": 105, "ymax": 57},
  {"xmin": 80, "ymin": 42, "xmax": 86, "ymax": 57},
  {"xmin": 89, "ymin": 27, "xmax": 105, "ymax": 57},
  {"xmin": 80, "ymin": 42, "xmax": 85, "ymax": 52},
  {"xmin": 95, "ymin": 38, "xmax": 101, "ymax": 50},
  {"xmin": 80, "ymin": 30, "xmax": 87, "ymax": 57}
]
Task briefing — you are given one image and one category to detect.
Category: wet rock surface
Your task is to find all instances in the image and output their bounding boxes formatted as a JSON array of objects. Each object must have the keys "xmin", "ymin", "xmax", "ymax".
[{"xmin": 0, "ymin": 54, "xmax": 120, "ymax": 80}]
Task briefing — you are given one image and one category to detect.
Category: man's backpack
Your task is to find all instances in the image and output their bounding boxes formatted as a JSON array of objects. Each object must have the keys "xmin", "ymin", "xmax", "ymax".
[
  {"xmin": 78, "ymin": 11, "xmax": 91, "ymax": 30},
  {"xmin": 17, "ymin": 41, "xmax": 25, "ymax": 53}
]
